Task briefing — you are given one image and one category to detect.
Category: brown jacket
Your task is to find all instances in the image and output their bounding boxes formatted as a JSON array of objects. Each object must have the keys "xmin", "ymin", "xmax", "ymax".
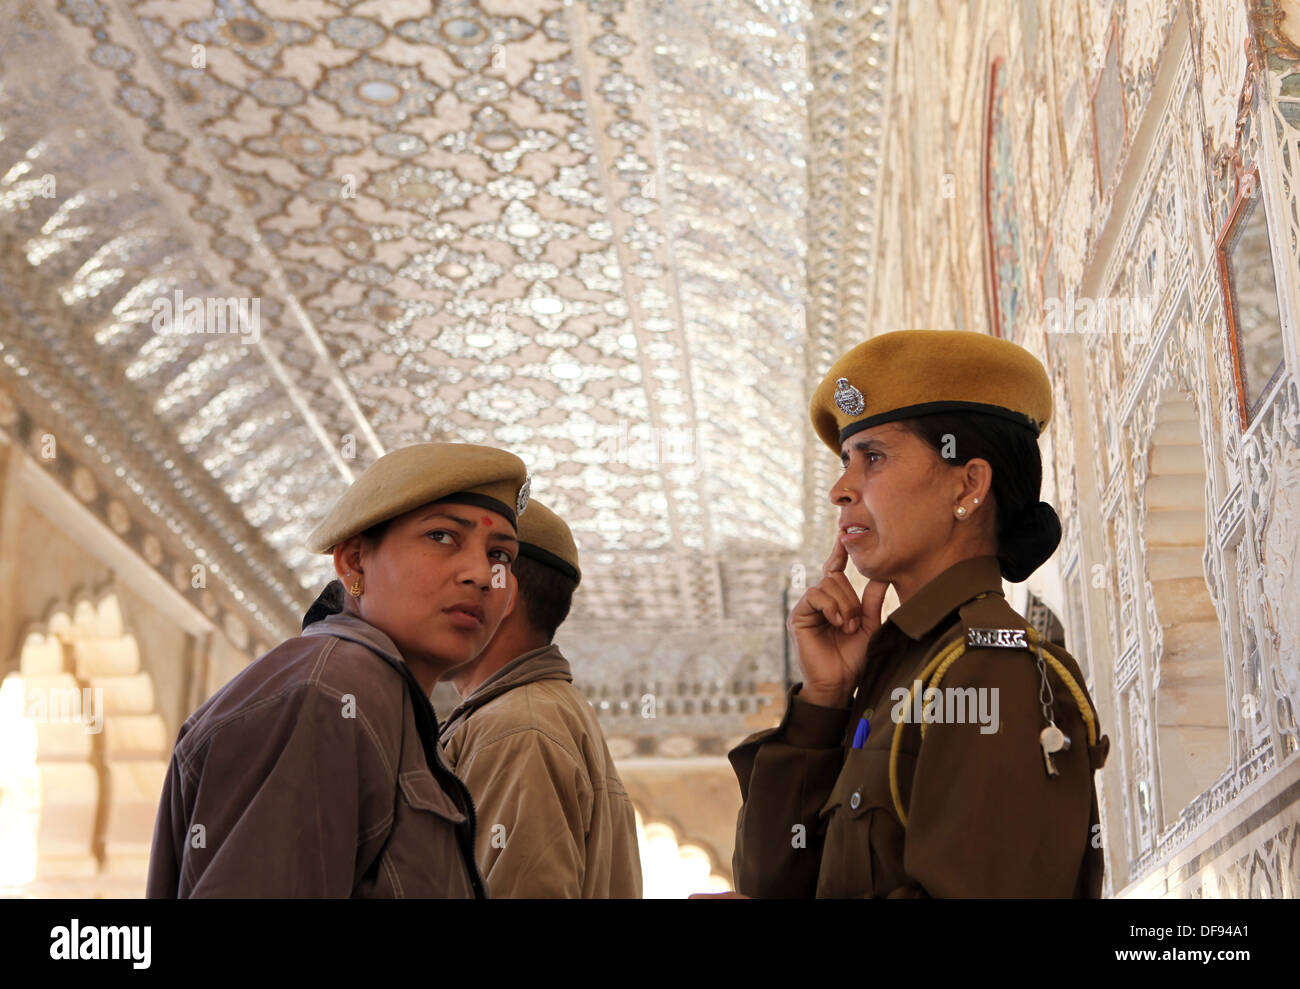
[
  {"xmin": 146, "ymin": 611, "xmax": 486, "ymax": 898},
  {"xmin": 440, "ymin": 645, "xmax": 643, "ymax": 898},
  {"xmin": 730, "ymin": 555, "xmax": 1109, "ymax": 898}
]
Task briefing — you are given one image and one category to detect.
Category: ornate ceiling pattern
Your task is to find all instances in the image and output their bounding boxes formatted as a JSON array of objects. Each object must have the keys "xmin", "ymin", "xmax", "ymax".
[
  {"xmin": 0, "ymin": 0, "xmax": 842, "ymax": 657},
  {"xmin": 801, "ymin": 0, "xmax": 894, "ymax": 550}
]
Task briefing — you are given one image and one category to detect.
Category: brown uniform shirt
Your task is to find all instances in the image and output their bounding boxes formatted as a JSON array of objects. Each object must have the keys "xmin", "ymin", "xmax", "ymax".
[
  {"xmin": 730, "ymin": 555, "xmax": 1109, "ymax": 898},
  {"xmin": 440, "ymin": 645, "xmax": 643, "ymax": 898},
  {"xmin": 147, "ymin": 612, "xmax": 485, "ymax": 898}
]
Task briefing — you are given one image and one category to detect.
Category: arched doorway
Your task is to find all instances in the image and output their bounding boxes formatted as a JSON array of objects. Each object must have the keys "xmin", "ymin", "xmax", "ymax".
[{"xmin": 633, "ymin": 805, "xmax": 732, "ymax": 898}]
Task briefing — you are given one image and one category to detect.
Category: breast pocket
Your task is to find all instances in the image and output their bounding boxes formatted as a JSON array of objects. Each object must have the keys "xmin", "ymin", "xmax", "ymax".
[
  {"xmin": 379, "ymin": 770, "xmax": 473, "ymax": 898},
  {"xmin": 817, "ymin": 745, "xmax": 913, "ymax": 898},
  {"xmin": 398, "ymin": 770, "xmax": 467, "ymax": 823}
]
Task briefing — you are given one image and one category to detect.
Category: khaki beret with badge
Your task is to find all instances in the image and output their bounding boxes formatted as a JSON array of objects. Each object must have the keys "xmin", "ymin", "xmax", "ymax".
[
  {"xmin": 810, "ymin": 329, "xmax": 1053, "ymax": 453},
  {"xmin": 516, "ymin": 498, "xmax": 581, "ymax": 586},
  {"xmin": 306, "ymin": 442, "xmax": 531, "ymax": 554}
]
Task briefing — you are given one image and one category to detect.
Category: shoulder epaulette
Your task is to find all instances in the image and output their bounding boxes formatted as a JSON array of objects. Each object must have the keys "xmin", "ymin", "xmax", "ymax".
[{"xmin": 888, "ymin": 592, "xmax": 1101, "ymax": 826}]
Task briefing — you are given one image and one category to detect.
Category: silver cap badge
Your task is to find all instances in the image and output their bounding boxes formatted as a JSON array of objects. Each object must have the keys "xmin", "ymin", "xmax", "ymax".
[
  {"xmin": 834, "ymin": 377, "xmax": 865, "ymax": 416},
  {"xmin": 517, "ymin": 474, "xmax": 531, "ymax": 516}
]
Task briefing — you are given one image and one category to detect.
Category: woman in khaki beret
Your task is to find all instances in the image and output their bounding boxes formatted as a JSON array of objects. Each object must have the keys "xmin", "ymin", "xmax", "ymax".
[
  {"xmin": 727, "ymin": 330, "xmax": 1110, "ymax": 898},
  {"xmin": 147, "ymin": 443, "xmax": 530, "ymax": 898}
]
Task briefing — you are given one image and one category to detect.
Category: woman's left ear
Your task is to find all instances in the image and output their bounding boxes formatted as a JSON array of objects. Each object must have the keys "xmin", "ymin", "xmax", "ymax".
[
  {"xmin": 964, "ymin": 458, "xmax": 994, "ymax": 506},
  {"xmin": 332, "ymin": 538, "xmax": 363, "ymax": 580}
]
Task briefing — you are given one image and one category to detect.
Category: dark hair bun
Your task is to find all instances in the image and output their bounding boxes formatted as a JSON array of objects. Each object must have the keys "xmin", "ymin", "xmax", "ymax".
[{"xmin": 997, "ymin": 501, "xmax": 1062, "ymax": 582}]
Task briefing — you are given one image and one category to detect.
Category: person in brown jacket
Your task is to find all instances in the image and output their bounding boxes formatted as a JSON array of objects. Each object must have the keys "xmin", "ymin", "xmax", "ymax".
[
  {"xmin": 146, "ymin": 443, "xmax": 532, "ymax": 897},
  {"xmin": 439, "ymin": 499, "xmax": 643, "ymax": 898},
  {"xmin": 727, "ymin": 330, "xmax": 1110, "ymax": 898}
]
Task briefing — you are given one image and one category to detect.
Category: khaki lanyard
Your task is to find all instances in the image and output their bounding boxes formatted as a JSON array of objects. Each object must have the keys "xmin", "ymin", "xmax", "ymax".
[{"xmin": 888, "ymin": 622, "xmax": 1099, "ymax": 826}]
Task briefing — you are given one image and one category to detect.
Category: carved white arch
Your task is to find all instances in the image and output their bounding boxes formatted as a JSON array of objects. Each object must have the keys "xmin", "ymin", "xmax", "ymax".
[
  {"xmin": 631, "ymin": 801, "xmax": 731, "ymax": 898},
  {"xmin": 0, "ymin": 590, "xmax": 168, "ymax": 897}
]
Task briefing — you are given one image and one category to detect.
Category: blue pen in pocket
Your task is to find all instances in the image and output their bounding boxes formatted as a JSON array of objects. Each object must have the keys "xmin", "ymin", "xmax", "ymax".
[{"xmin": 851, "ymin": 715, "xmax": 870, "ymax": 749}]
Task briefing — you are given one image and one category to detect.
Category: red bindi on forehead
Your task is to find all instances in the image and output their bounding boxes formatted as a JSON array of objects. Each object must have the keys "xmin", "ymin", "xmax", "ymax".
[{"xmin": 481, "ymin": 517, "xmax": 493, "ymax": 526}]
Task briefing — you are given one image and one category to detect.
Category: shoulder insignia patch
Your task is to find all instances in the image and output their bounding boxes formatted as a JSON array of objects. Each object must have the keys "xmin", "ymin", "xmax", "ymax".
[{"xmin": 966, "ymin": 627, "xmax": 1028, "ymax": 649}]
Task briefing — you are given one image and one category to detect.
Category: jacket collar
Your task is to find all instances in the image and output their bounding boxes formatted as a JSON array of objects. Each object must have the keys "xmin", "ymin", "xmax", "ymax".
[
  {"xmin": 302, "ymin": 611, "xmax": 408, "ymax": 671},
  {"xmin": 885, "ymin": 555, "xmax": 1005, "ymax": 640},
  {"xmin": 443, "ymin": 643, "xmax": 572, "ymax": 728}
]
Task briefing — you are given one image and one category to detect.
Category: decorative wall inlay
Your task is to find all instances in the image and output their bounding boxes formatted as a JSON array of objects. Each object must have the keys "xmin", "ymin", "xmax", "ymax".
[{"xmin": 986, "ymin": 57, "xmax": 1023, "ymax": 339}]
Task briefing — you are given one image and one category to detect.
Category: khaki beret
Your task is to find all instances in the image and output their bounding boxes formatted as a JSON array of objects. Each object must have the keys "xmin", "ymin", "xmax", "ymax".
[
  {"xmin": 516, "ymin": 498, "xmax": 581, "ymax": 585},
  {"xmin": 810, "ymin": 329, "xmax": 1052, "ymax": 453},
  {"xmin": 306, "ymin": 443, "xmax": 530, "ymax": 554}
]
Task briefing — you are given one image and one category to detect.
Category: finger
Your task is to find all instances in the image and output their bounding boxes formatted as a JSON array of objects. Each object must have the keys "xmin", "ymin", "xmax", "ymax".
[
  {"xmin": 820, "ymin": 573, "xmax": 864, "ymax": 633},
  {"xmin": 794, "ymin": 586, "xmax": 844, "ymax": 629},
  {"xmin": 822, "ymin": 532, "xmax": 848, "ymax": 577},
  {"xmin": 860, "ymin": 579, "xmax": 889, "ymax": 627}
]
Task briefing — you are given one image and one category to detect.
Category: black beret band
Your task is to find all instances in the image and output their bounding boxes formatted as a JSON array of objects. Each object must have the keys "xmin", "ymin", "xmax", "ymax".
[
  {"xmin": 516, "ymin": 541, "xmax": 580, "ymax": 582},
  {"xmin": 435, "ymin": 491, "xmax": 517, "ymax": 529},
  {"xmin": 838, "ymin": 400, "xmax": 1040, "ymax": 446}
]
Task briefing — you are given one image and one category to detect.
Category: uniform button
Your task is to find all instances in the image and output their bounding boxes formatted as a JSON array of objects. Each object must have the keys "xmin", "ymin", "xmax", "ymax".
[{"xmin": 850, "ymin": 790, "xmax": 861, "ymax": 810}]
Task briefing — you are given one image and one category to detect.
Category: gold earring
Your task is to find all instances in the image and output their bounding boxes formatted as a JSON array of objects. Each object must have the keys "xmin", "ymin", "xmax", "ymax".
[
  {"xmin": 955, "ymin": 505, "xmax": 968, "ymax": 518},
  {"xmin": 349, "ymin": 577, "xmax": 362, "ymax": 597}
]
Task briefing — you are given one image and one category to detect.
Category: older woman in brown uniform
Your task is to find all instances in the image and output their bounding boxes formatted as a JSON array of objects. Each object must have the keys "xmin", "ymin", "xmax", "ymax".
[
  {"xmin": 729, "ymin": 330, "xmax": 1110, "ymax": 898},
  {"xmin": 147, "ymin": 443, "xmax": 530, "ymax": 897}
]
